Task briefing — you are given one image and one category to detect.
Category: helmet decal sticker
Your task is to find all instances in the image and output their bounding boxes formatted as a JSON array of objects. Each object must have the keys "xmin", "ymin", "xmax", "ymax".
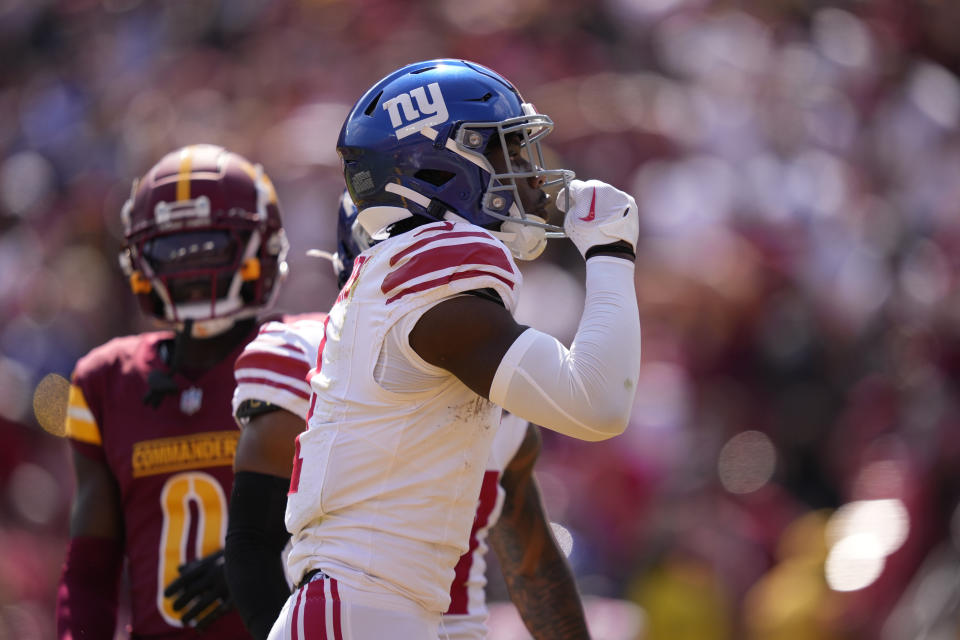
[
  {"xmin": 350, "ymin": 170, "xmax": 375, "ymax": 195},
  {"xmin": 382, "ymin": 82, "xmax": 449, "ymax": 139}
]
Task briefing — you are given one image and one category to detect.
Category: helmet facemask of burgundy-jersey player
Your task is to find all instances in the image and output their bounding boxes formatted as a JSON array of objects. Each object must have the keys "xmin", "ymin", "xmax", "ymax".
[{"xmin": 118, "ymin": 145, "xmax": 289, "ymax": 338}]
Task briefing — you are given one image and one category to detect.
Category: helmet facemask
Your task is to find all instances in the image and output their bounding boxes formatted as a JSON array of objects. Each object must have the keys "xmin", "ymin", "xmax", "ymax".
[{"xmin": 447, "ymin": 104, "xmax": 574, "ymax": 259}]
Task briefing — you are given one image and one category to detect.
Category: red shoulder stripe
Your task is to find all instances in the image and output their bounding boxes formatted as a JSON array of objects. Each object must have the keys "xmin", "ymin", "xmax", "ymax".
[
  {"xmin": 385, "ymin": 269, "xmax": 515, "ymax": 304},
  {"xmin": 235, "ymin": 376, "xmax": 311, "ymax": 400},
  {"xmin": 234, "ymin": 351, "xmax": 310, "ymax": 380},
  {"xmin": 414, "ymin": 221, "xmax": 454, "ymax": 236},
  {"xmin": 390, "ymin": 231, "xmax": 495, "ymax": 266},
  {"xmin": 382, "ymin": 242, "xmax": 514, "ymax": 295}
]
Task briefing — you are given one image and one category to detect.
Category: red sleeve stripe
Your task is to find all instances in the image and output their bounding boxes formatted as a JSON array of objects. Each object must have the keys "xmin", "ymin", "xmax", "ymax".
[
  {"xmin": 257, "ymin": 328, "xmax": 309, "ymax": 349},
  {"xmin": 389, "ymin": 231, "xmax": 496, "ymax": 266},
  {"xmin": 235, "ymin": 376, "xmax": 311, "ymax": 400},
  {"xmin": 385, "ymin": 269, "xmax": 515, "ymax": 305},
  {"xmin": 382, "ymin": 242, "xmax": 515, "ymax": 294},
  {"xmin": 253, "ymin": 331, "xmax": 309, "ymax": 353},
  {"xmin": 257, "ymin": 322, "xmax": 286, "ymax": 335},
  {"xmin": 234, "ymin": 351, "xmax": 310, "ymax": 380},
  {"xmin": 250, "ymin": 337, "xmax": 307, "ymax": 355}
]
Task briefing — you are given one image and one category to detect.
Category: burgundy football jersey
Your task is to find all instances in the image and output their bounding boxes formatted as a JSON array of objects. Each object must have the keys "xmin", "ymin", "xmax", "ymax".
[{"xmin": 65, "ymin": 330, "xmax": 253, "ymax": 639}]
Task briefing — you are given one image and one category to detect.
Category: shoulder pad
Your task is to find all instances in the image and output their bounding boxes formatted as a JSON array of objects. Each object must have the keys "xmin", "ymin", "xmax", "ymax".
[{"xmin": 379, "ymin": 221, "xmax": 522, "ymax": 311}]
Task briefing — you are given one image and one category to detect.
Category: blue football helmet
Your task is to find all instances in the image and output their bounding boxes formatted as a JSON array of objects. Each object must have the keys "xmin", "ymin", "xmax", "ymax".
[
  {"xmin": 337, "ymin": 59, "xmax": 574, "ymax": 260},
  {"xmin": 332, "ymin": 189, "xmax": 370, "ymax": 288},
  {"xmin": 307, "ymin": 189, "xmax": 372, "ymax": 288}
]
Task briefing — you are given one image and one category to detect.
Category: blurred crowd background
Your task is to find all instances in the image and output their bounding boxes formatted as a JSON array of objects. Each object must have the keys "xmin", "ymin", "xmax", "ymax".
[{"xmin": 3, "ymin": 0, "xmax": 960, "ymax": 638}]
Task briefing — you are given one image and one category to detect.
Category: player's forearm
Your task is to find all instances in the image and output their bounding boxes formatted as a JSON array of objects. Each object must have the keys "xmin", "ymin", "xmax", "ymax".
[
  {"xmin": 490, "ymin": 482, "xmax": 590, "ymax": 640},
  {"xmin": 490, "ymin": 256, "xmax": 641, "ymax": 440},
  {"xmin": 56, "ymin": 536, "xmax": 122, "ymax": 640},
  {"xmin": 498, "ymin": 543, "xmax": 590, "ymax": 639},
  {"xmin": 224, "ymin": 471, "xmax": 292, "ymax": 639}
]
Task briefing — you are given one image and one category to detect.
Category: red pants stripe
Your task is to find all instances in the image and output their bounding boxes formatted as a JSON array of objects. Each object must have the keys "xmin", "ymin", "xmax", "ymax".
[{"xmin": 291, "ymin": 576, "xmax": 343, "ymax": 639}]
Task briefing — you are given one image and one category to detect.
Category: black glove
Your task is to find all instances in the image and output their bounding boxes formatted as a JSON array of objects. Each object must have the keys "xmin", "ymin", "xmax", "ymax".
[{"xmin": 163, "ymin": 549, "xmax": 234, "ymax": 630}]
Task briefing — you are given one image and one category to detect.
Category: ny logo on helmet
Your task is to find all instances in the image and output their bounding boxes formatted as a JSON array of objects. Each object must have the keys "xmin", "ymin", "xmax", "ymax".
[{"xmin": 382, "ymin": 82, "xmax": 449, "ymax": 140}]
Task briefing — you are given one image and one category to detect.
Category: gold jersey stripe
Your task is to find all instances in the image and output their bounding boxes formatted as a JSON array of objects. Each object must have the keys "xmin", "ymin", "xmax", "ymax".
[
  {"xmin": 65, "ymin": 384, "xmax": 102, "ymax": 445},
  {"xmin": 67, "ymin": 405, "xmax": 95, "ymax": 424},
  {"xmin": 176, "ymin": 145, "xmax": 194, "ymax": 202}
]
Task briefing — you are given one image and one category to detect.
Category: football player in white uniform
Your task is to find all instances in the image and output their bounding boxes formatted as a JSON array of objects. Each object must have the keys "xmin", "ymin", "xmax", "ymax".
[
  {"xmin": 224, "ymin": 191, "xmax": 590, "ymax": 640},
  {"xmin": 272, "ymin": 59, "xmax": 642, "ymax": 639}
]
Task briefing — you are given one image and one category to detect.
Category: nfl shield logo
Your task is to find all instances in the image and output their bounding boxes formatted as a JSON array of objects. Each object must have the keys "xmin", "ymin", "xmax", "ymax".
[{"xmin": 180, "ymin": 387, "xmax": 203, "ymax": 415}]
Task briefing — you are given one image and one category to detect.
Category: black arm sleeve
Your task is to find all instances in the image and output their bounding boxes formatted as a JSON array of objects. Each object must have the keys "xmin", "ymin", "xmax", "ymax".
[{"xmin": 224, "ymin": 471, "xmax": 292, "ymax": 640}]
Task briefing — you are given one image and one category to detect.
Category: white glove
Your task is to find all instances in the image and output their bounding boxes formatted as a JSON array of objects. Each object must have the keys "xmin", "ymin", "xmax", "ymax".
[{"xmin": 557, "ymin": 179, "xmax": 639, "ymax": 258}]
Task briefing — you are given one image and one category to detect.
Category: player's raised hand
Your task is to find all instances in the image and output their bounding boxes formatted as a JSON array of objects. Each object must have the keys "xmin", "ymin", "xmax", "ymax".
[{"xmin": 557, "ymin": 179, "xmax": 639, "ymax": 258}]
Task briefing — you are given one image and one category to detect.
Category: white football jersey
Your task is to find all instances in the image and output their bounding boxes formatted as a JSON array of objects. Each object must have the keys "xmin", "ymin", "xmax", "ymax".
[
  {"xmin": 442, "ymin": 411, "xmax": 527, "ymax": 640},
  {"xmin": 232, "ymin": 313, "xmax": 329, "ymax": 422},
  {"xmin": 233, "ymin": 309, "xmax": 528, "ymax": 638},
  {"xmin": 285, "ymin": 220, "xmax": 523, "ymax": 614}
]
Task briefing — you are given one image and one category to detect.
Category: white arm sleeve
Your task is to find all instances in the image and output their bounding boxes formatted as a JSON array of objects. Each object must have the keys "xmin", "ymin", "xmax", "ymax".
[{"xmin": 489, "ymin": 256, "xmax": 641, "ymax": 441}]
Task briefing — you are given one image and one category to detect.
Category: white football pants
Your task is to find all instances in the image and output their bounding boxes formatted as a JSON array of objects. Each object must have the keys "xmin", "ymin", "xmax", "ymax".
[{"xmin": 267, "ymin": 574, "xmax": 441, "ymax": 640}]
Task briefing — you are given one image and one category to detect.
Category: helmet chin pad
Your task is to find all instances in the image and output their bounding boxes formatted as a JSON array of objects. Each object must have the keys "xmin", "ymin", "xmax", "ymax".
[
  {"xmin": 185, "ymin": 317, "xmax": 237, "ymax": 338},
  {"xmin": 494, "ymin": 215, "xmax": 549, "ymax": 261}
]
